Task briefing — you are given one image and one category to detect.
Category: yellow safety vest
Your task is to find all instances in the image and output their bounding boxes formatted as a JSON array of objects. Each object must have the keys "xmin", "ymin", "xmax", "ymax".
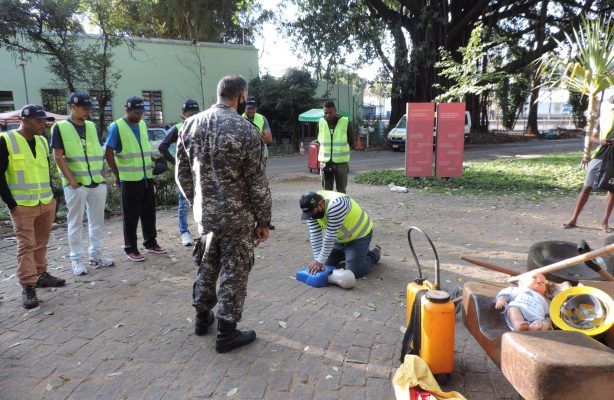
[
  {"xmin": 1, "ymin": 130, "xmax": 53, "ymax": 206},
  {"xmin": 592, "ymin": 114, "xmax": 614, "ymax": 158},
  {"xmin": 243, "ymin": 112, "xmax": 265, "ymax": 133},
  {"xmin": 318, "ymin": 116, "xmax": 350, "ymax": 163},
  {"xmin": 55, "ymin": 120, "xmax": 104, "ymax": 186},
  {"xmin": 315, "ymin": 190, "xmax": 373, "ymax": 243},
  {"xmin": 113, "ymin": 119, "xmax": 153, "ymax": 181}
]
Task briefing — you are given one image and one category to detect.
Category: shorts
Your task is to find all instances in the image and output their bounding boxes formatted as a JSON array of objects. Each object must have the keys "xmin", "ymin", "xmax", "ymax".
[{"xmin": 584, "ymin": 158, "xmax": 603, "ymax": 188}]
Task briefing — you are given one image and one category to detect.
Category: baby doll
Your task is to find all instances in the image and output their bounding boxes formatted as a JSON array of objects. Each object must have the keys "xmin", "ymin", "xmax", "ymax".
[{"xmin": 495, "ymin": 272, "xmax": 552, "ymax": 331}]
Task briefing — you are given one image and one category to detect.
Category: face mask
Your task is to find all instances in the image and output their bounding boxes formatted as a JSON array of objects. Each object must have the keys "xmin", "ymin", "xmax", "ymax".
[
  {"xmin": 312, "ymin": 207, "xmax": 325, "ymax": 220},
  {"xmin": 237, "ymin": 95, "xmax": 247, "ymax": 115}
]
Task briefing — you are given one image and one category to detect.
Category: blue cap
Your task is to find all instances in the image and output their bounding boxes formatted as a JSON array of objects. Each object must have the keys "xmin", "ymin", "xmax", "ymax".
[
  {"xmin": 125, "ymin": 96, "xmax": 145, "ymax": 112},
  {"xmin": 182, "ymin": 99, "xmax": 200, "ymax": 113},
  {"xmin": 19, "ymin": 104, "xmax": 55, "ymax": 121},
  {"xmin": 246, "ymin": 95, "xmax": 257, "ymax": 108},
  {"xmin": 67, "ymin": 92, "xmax": 93, "ymax": 109}
]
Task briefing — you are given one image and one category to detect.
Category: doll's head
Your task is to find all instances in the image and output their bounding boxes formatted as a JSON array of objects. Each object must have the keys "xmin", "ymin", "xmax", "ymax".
[{"xmin": 518, "ymin": 272, "xmax": 547, "ymax": 295}]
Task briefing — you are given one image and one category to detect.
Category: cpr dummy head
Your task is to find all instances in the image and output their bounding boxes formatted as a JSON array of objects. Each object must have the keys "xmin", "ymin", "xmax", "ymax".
[
  {"xmin": 328, "ymin": 269, "xmax": 355, "ymax": 289},
  {"xmin": 518, "ymin": 272, "xmax": 547, "ymax": 295}
]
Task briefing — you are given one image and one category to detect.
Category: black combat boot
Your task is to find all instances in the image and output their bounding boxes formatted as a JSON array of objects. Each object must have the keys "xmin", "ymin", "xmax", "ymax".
[
  {"xmin": 194, "ymin": 310, "xmax": 215, "ymax": 336},
  {"xmin": 215, "ymin": 319, "xmax": 256, "ymax": 353}
]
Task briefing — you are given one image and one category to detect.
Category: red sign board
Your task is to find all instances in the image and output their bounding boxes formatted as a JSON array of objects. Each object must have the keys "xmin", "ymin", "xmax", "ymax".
[
  {"xmin": 435, "ymin": 103, "xmax": 466, "ymax": 177},
  {"xmin": 405, "ymin": 103, "xmax": 435, "ymax": 177}
]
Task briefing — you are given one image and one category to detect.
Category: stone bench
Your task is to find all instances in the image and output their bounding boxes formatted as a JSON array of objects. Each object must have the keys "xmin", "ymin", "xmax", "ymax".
[{"xmin": 462, "ymin": 281, "xmax": 614, "ymax": 400}]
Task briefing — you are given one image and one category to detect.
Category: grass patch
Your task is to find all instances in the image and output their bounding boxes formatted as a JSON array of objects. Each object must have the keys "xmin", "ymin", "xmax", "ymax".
[{"xmin": 355, "ymin": 152, "xmax": 586, "ymax": 200}]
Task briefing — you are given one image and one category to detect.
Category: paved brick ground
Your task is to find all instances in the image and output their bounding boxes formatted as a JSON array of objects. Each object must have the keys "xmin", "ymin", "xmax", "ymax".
[{"xmin": 2, "ymin": 176, "xmax": 602, "ymax": 399}]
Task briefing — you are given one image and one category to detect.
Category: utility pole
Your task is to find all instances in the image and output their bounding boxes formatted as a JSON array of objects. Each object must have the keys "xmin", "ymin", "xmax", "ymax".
[{"xmin": 18, "ymin": 51, "xmax": 29, "ymax": 103}]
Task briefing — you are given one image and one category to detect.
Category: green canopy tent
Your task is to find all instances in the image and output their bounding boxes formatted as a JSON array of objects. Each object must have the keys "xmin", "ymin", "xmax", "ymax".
[{"xmin": 298, "ymin": 109, "xmax": 352, "ymax": 144}]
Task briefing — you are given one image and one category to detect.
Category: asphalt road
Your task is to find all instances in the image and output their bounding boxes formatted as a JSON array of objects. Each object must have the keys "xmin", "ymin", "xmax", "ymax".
[{"xmin": 267, "ymin": 138, "xmax": 584, "ymax": 175}]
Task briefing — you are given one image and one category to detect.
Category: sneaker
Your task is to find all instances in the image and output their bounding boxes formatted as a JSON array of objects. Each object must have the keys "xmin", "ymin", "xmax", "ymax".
[
  {"xmin": 36, "ymin": 272, "xmax": 66, "ymax": 288},
  {"xmin": 145, "ymin": 244, "xmax": 167, "ymax": 254},
  {"xmin": 71, "ymin": 260, "xmax": 88, "ymax": 276},
  {"xmin": 89, "ymin": 253, "xmax": 115, "ymax": 267},
  {"xmin": 22, "ymin": 285, "xmax": 39, "ymax": 309},
  {"xmin": 127, "ymin": 252, "xmax": 145, "ymax": 262},
  {"xmin": 181, "ymin": 232, "xmax": 193, "ymax": 247}
]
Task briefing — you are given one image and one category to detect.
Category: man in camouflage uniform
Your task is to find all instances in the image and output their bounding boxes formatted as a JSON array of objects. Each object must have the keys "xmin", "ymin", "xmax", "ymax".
[{"xmin": 175, "ymin": 74, "xmax": 272, "ymax": 353}]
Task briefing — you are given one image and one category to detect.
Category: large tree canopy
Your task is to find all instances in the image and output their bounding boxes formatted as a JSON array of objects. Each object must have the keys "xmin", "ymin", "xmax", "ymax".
[
  {"xmin": 284, "ymin": 0, "xmax": 613, "ymax": 130},
  {"xmin": 113, "ymin": 0, "xmax": 271, "ymax": 44}
]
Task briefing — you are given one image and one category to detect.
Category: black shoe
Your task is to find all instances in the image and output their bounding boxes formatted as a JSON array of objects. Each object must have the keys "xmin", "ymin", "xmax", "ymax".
[
  {"xmin": 36, "ymin": 272, "xmax": 66, "ymax": 288},
  {"xmin": 195, "ymin": 310, "xmax": 215, "ymax": 336},
  {"xmin": 22, "ymin": 285, "xmax": 39, "ymax": 309},
  {"xmin": 215, "ymin": 319, "xmax": 256, "ymax": 353},
  {"xmin": 268, "ymin": 223, "xmax": 275, "ymax": 230}
]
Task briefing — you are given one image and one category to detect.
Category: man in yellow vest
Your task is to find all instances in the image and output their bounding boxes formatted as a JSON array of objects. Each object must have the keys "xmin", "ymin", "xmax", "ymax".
[
  {"xmin": 243, "ymin": 96, "xmax": 275, "ymax": 230},
  {"xmin": 318, "ymin": 101, "xmax": 354, "ymax": 194},
  {"xmin": 51, "ymin": 93, "xmax": 114, "ymax": 275},
  {"xmin": 563, "ymin": 95, "xmax": 614, "ymax": 232},
  {"xmin": 0, "ymin": 105, "xmax": 66, "ymax": 309},
  {"xmin": 159, "ymin": 99, "xmax": 200, "ymax": 246},
  {"xmin": 299, "ymin": 190, "xmax": 381, "ymax": 278},
  {"xmin": 104, "ymin": 96, "xmax": 166, "ymax": 261}
]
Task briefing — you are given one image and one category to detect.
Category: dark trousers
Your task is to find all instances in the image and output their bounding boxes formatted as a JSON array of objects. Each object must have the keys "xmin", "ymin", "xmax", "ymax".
[
  {"xmin": 321, "ymin": 162, "xmax": 349, "ymax": 193},
  {"xmin": 120, "ymin": 179, "xmax": 157, "ymax": 253},
  {"xmin": 324, "ymin": 230, "xmax": 379, "ymax": 278}
]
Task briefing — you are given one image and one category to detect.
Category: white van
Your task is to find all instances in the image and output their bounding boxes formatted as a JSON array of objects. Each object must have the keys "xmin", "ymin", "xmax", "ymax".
[{"xmin": 386, "ymin": 111, "xmax": 471, "ymax": 151}]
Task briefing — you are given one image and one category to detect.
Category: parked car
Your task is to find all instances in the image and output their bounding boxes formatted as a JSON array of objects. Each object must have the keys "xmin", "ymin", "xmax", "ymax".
[
  {"xmin": 386, "ymin": 111, "xmax": 471, "ymax": 151},
  {"xmin": 147, "ymin": 127, "xmax": 167, "ymax": 154}
]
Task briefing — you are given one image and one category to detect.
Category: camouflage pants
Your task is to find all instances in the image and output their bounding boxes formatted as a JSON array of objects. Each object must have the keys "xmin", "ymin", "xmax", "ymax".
[{"xmin": 192, "ymin": 226, "xmax": 255, "ymax": 323}]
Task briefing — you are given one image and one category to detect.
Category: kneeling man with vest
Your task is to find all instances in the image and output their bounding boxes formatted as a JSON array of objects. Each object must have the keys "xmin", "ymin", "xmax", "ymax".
[{"xmin": 299, "ymin": 191, "xmax": 381, "ymax": 278}]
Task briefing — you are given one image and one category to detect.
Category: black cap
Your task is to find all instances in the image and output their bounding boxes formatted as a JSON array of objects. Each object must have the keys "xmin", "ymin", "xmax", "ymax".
[
  {"xmin": 19, "ymin": 104, "xmax": 55, "ymax": 121},
  {"xmin": 125, "ymin": 96, "xmax": 145, "ymax": 112},
  {"xmin": 246, "ymin": 95, "xmax": 257, "ymax": 108},
  {"xmin": 67, "ymin": 92, "xmax": 93, "ymax": 109},
  {"xmin": 299, "ymin": 191, "xmax": 323, "ymax": 220},
  {"xmin": 182, "ymin": 99, "xmax": 200, "ymax": 114}
]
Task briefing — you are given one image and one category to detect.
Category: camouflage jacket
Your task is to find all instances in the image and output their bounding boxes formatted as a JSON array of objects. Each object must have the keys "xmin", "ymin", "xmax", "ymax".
[{"xmin": 175, "ymin": 103, "xmax": 272, "ymax": 233}]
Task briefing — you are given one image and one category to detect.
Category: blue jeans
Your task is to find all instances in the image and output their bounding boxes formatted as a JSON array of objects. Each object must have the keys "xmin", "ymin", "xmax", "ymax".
[
  {"xmin": 324, "ymin": 231, "xmax": 380, "ymax": 278},
  {"xmin": 178, "ymin": 192, "xmax": 190, "ymax": 234}
]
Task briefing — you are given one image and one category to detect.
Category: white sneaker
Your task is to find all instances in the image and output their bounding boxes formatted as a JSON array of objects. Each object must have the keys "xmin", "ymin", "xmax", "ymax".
[
  {"xmin": 89, "ymin": 253, "xmax": 115, "ymax": 267},
  {"xmin": 181, "ymin": 232, "xmax": 193, "ymax": 246},
  {"xmin": 71, "ymin": 260, "xmax": 88, "ymax": 276}
]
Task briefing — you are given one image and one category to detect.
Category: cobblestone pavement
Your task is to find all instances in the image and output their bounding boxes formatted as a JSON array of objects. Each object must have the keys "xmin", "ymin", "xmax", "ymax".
[{"xmin": 1, "ymin": 176, "xmax": 602, "ymax": 399}]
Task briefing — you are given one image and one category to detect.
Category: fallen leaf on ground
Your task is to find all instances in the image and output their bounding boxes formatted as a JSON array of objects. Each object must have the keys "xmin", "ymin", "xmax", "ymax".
[
  {"xmin": 227, "ymin": 388, "xmax": 238, "ymax": 396},
  {"xmin": 353, "ymin": 312, "xmax": 361, "ymax": 319},
  {"xmin": 325, "ymin": 375, "xmax": 333, "ymax": 379},
  {"xmin": 9, "ymin": 342, "xmax": 22, "ymax": 348},
  {"xmin": 279, "ymin": 321, "xmax": 288, "ymax": 329}
]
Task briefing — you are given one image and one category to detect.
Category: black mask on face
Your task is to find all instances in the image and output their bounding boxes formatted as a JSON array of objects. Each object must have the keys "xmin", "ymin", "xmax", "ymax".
[
  {"xmin": 237, "ymin": 95, "xmax": 247, "ymax": 115},
  {"xmin": 311, "ymin": 206, "xmax": 325, "ymax": 220}
]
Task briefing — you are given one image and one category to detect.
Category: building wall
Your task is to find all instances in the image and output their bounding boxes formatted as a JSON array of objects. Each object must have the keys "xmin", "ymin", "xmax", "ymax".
[{"xmin": 0, "ymin": 35, "xmax": 258, "ymax": 127}]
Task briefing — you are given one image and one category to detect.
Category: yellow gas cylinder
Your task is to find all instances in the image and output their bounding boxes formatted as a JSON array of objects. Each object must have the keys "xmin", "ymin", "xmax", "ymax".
[{"xmin": 420, "ymin": 290, "xmax": 455, "ymax": 375}]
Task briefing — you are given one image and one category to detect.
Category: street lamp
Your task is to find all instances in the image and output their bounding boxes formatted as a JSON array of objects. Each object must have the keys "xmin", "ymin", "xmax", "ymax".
[{"xmin": 18, "ymin": 51, "xmax": 29, "ymax": 104}]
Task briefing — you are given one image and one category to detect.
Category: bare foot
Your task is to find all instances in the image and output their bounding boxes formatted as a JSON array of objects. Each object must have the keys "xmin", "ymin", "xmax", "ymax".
[
  {"xmin": 562, "ymin": 222, "xmax": 577, "ymax": 229},
  {"xmin": 602, "ymin": 225, "xmax": 612, "ymax": 233},
  {"xmin": 514, "ymin": 321, "xmax": 530, "ymax": 331}
]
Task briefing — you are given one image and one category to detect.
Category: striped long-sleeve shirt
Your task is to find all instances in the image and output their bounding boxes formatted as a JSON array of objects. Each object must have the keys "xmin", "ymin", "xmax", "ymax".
[{"xmin": 307, "ymin": 196, "xmax": 351, "ymax": 263}]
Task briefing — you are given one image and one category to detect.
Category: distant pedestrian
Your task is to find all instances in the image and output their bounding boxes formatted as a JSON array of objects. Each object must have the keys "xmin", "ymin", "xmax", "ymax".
[
  {"xmin": 317, "ymin": 101, "xmax": 354, "ymax": 193},
  {"xmin": 243, "ymin": 95, "xmax": 275, "ymax": 230},
  {"xmin": 104, "ymin": 96, "xmax": 167, "ymax": 261},
  {"xmin": 0, "ymin": 105, "xmax": 65, "ymax": 309},
  {"xmin": 563, "ymin": 95, "xmax": 614, "ymax": 232},
  {"xmin": 51, "ymin": 93, "xmax": 114, "ymax": 276},
  {"xmin": 176, "ymin": 75, "xmax": 272, "ymax": 353},
  {"xmin": 159, "ymin": 99, "xmax": 200, "ymax": 246}
]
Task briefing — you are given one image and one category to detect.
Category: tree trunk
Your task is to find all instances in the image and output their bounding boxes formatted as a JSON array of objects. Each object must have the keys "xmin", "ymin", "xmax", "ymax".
[
  {"xmin": 581, "ymin": 95, "xmax": 600, "ymax": 167},
  {"xmin": 388, "ymin": 23, "xmax": 410, "ymax": 129},
  {"xmin": 527, "ymin": 69, "xmax": 540, "ymax": 135}
]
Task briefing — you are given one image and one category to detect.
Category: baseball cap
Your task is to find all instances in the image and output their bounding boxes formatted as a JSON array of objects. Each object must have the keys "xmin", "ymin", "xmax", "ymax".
[
  {"xmin": 182, "ymin": 99, "xmax": 200, "ymax": 114},
  {"xmin": 246, "ymin": 95, "xmax": 257, "ymax": 108},
  {"xmin": 299, "ymin": 191, "xmax": 323, "ymax": 220},
  {"xmin": 19, "ymin": 104, "xmax": 55, "ymax": 121},
  {"xmin": 125, "ymin": 96, "xmax": 145, "ymax": 112},
  {"xmin": 67, "ymin": 92, "xmax": 93, "ymax": 109}
]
